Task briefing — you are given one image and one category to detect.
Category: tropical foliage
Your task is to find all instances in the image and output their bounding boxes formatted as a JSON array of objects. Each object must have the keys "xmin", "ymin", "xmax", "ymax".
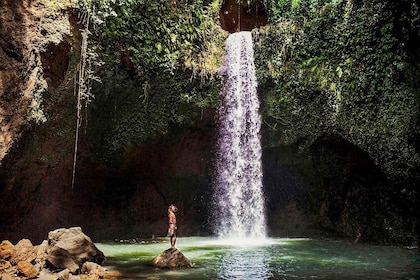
[
  {"xmin": 77, "ymin": 0, "xmax": 225, "ymax": 163},
  {"xmin": 255, "ymin": 0, "xmax": 419, "ymax": 244},
  {"xmin": 255, "ymin": 0, "xmax": 420, "ymax": 181}
]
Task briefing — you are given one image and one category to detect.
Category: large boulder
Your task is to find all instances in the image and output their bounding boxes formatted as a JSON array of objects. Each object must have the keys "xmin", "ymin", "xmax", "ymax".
[
  {"xmin": 46, "ymin": 246, "xmax": 80, "ymax": 273},
  {"xmin": 151, "ymin": 249, "xmax": 193, "ymax": 269},
  {"xmin": 48, "ymin": 227, "xmax": 105, "ymax": 263}
]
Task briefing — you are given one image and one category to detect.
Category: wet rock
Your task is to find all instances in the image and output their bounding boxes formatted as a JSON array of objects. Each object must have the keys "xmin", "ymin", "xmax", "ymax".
[
  {"xmin": 151, "ymin": 248, "xmax": 194, "ymax": 269},
  {"xmin": 17, "ymin": 261, "xmax": 39, "ymax": 278}
]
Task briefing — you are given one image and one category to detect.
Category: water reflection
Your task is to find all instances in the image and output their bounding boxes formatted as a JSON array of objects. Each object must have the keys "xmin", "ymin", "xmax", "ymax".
[{"xmin": 217, "ymin": 246, "xmax": 273, "ymax": 279}]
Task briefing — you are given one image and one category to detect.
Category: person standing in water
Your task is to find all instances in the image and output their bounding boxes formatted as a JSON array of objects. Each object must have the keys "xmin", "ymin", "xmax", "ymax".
[{"xmin": 167, "ymin": 205, "xmax": 178, "ymax": 250}]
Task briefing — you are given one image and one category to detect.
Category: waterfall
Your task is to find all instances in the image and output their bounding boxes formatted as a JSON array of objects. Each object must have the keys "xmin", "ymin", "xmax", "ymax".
[{"xmin": 213, "ymin": 31, "xmax": 267, "ymax": 241}]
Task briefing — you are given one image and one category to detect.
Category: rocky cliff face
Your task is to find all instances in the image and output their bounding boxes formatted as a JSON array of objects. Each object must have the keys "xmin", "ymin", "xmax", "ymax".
[
  {"xmin": 0, "ymin": 0, "xmax": 74, "ymax": 161},
  {"xmin": 0, "ymin": 0, "xmax": 90, "ymax": 239}
]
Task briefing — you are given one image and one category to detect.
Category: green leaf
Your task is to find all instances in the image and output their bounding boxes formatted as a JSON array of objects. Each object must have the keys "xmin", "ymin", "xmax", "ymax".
[{"xmin": 156, "ymin": 42, "xmax": 162, "ymax": 52}]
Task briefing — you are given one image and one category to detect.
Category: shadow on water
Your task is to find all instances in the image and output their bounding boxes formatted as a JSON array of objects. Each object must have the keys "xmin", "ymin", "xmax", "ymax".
[{"xmin": 97, "ymin": 237, "xmax": 420, "ymax": 280}]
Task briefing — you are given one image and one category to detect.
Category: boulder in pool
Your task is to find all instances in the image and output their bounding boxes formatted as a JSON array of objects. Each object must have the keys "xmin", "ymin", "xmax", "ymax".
[{"xmin": 151, "ymin": 248, "xmax": 193, "ymax": 269}]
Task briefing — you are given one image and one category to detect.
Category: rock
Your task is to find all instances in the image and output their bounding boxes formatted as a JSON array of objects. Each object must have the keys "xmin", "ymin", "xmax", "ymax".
[
  {"xmin": 0, "ymin": 259, "xmax": 12, "ymax": 270},
  {"xmin": 0, "ymin": 229, "xmax": 115, "ymax": 280},
  {"xmin": 34, "ymin": 240, "xmax": 48, "ymax": 266},
  {"xmin": 81, "ymin": 261, "xmax": 122, "ymax": 280},
  {"xmin": 0, "ymin": 273, "xmax": 20, "ymax": 280},
  {"xmin": 150, "ymin": 248, "xmax": 194, "ymax": 269},
  {"xmin": 57, "ymin": 268, "xmax": 70, "ymax": 280},
  {"xmin": 17, "ymin": 261, "xmax": 39, "ymax": 278},
  {"xmin": 0, "ymin": 259, "xmax": 17, "ymax": 276},
  {"xmin": 46, "ymin": 246, "xmax": 80, "ymax": 273},
  {"xmin": 38, "ymin": 268, "xmax": 63, "ymax": 280},
  {"xmin": 48, "ymin": 227, "xmax": 105, "ymax": 264},
  {"xmin": 10, "ymin": 239, "xmax": 37, "ymax": 265},
  {"xmin": 81, "ymin": 261, "xmax": 106, "ymax": 275},
  {"xmin": 0, "ymin": 240, "xmax": 14, "ymax": 259},
  {"xmin": 85, "ymin": 269, "xmax": 101, "ymax": 280}
]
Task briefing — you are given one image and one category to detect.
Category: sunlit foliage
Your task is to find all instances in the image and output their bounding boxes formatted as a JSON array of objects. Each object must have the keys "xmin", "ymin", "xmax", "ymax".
[
  {"xmin": 79, "ymin": 0, "xmax": 225, "ymax": 163},
  {"xmin": 255, "ymin": 0, "xmax": 420, "ymax": 181}
]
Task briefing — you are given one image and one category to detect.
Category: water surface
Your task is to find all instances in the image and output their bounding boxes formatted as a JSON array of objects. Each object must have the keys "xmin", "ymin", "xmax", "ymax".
[{"xmin": 97, "ymin": 237, "xmax": 420, "ymax": 279}]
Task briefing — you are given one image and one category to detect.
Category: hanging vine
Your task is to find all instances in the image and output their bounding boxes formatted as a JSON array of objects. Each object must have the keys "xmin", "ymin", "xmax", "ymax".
[{"xmin": 72, "ymin": 0, "xmax": 103, "ymax": 191}]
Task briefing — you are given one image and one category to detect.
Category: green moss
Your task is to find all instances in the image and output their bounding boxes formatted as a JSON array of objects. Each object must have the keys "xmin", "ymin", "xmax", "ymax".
[
  {"xmin": 254, "ymin": 0, "xmax": 419, "ymax": 244},
  {"xmin": 255, "ymin": 0, "xmax": 420, "ymax": 181},
  {"xmin": 78, "ymin": 0, "xmax": 224, "ymax": 164},
  {"xmin": 97, "ymin": 0, "xmax": 225, "ymax": 76}
]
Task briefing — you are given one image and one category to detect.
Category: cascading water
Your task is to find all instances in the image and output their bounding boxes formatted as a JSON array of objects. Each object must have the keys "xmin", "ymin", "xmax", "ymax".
[{"xmin": 213, "ymin": 31, "xmax": 267, "ymax": 241}]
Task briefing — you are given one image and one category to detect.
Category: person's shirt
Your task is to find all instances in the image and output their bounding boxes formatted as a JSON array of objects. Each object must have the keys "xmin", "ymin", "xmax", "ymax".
[{"xmin": 169, "ymin": 214, "xmax": 176, "ymax": 225}]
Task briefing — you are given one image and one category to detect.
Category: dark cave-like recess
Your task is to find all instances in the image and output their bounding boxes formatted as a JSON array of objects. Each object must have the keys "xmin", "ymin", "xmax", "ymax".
[{"xmin": 220, "ymin": 0, "xmax": 267, "ymax": 32}]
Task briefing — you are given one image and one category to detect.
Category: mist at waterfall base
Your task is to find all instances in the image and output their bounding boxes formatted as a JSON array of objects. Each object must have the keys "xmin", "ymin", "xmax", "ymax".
[{"xmin": 212, "ymin": 31, "xmax": 267, "ymax": 244}]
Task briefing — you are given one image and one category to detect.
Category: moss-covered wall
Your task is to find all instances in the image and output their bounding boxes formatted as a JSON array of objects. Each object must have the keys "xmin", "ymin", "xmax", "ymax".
[{"xmin": 255, "ymin": 0, "xmax": 419, "ymax": 244}]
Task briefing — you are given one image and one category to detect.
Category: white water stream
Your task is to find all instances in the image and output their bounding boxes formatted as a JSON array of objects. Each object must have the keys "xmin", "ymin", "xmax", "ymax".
[{"xmin": 213, "ymin": 31, "xmax": 267, "ymax": 241}]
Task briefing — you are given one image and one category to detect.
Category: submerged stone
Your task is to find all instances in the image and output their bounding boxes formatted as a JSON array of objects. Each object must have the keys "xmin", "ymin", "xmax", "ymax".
[{"xmin": 150, "ymin": 249, "xmax": 193, "ymax": 269}]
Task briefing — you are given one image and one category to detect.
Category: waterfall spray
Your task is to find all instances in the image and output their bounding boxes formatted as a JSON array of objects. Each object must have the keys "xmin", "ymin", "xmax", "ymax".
[{"xmin": 213, "ymin": 31, "xmax": 267, "ymax": 242}]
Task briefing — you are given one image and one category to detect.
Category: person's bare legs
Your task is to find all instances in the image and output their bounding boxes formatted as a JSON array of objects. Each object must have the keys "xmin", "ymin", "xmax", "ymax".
[{"xmin": 170, "ymin": 233, "xmax": 177, "ymax": 249}]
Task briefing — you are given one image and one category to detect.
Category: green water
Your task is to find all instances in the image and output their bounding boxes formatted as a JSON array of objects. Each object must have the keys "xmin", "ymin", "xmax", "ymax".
[{"xmin": 97, "ymin": 237, "xmax": 420, "ymax": 279}]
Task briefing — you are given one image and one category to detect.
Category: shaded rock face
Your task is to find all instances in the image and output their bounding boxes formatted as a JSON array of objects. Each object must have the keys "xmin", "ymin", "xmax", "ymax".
[
  {"xmin": 151, "ymin": 249, "xmax": 193, "ymax": 269},
  {"xmin": 0, "ymin": 0, "xmax": 74, "ymax": 160},
  {"xmin": 41, "ymin": 41, "xmax": 72, "ymax": 88},
  {"xmin": 263, "ymin": 134, "xmax": 418, "ymax": 244},
  {"xmin": 46, "ymin": 246, "xmax": 80, "ymax": 274},
  {"xmin": 0, "ymin": 124, "xmax": 214, "ymax": 243}
]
